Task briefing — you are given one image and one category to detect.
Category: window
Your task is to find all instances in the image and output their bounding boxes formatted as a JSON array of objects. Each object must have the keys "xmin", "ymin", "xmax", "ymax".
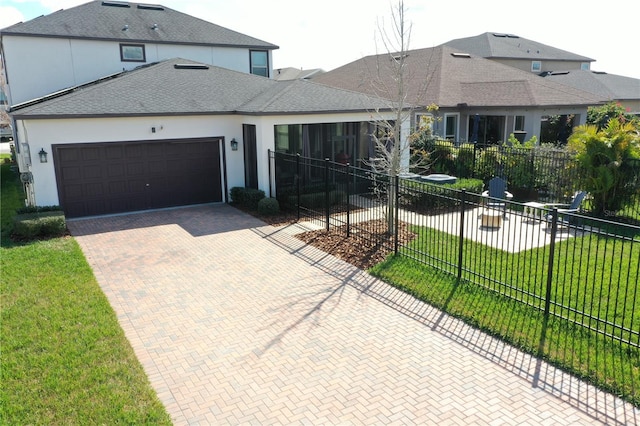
[
  {"xmin": 444, "ymin": 114, "xmax": 458, "ymax": 141},
  {"xmin": 120, "ymin": 43, "xmax": 145, "ymax": 62},
  {"xmin": 531, "ymin": 61, "xmax": 541, "ymax": 72},
  {"xmin": 250, "ymin": 50, "xmax": 269, "ymax": 77},
  {"xmin": 581, "ymin": 62, "xmax": 590, "ymax": 71},
  {"xmin": 515, "ymin": 116, "xmax": 525, "ymax": 132}
]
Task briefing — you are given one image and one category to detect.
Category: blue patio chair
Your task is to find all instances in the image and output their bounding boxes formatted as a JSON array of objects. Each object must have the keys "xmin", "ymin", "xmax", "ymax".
[
  {"xmin": 544, "ymin": 191, "xmax": 587, "ymax": 227},
  {"xmin": 482, "ymin": 177, "xmax": 512, "ymax": 217}
]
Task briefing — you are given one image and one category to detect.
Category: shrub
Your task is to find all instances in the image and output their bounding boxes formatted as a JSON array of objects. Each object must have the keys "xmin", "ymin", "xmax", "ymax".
[
  {"xmin": 455, "ymin": 144, "xmax": 476, "ymax": 178},
  {"xmin": 257, "ymin": 197, "xmax": 280, "ymax": 216},
  {"xmin": 430, "ymin": 140, "xmax": 456, "ymax": 175},
  {"xmin": 401, "ymin": 178, "xmax": 484, "ymax": 212},
  {"xmin": 568, "ymin": 118, "xmax": 640, "ymax": 215},
  {"xmin": 474, "ymin": 145, "xmax": 503, "ymax": 182},
  {"xmin": 13, "ymin": 210, "xmax": 66, "ymax": 239},
  {"xmin": 229, "ymin": 187, "xmax": 265, "ymax": 209}
]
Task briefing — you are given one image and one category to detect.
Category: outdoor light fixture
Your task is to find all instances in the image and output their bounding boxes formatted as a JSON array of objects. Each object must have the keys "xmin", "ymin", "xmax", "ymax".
[
  {"xmin": 230, "ymin": 138, "xmax": 238, "ymax": 151},
  {"xmin": 38, "ymin": 148, "xmax": 48, "ymax": 163}
]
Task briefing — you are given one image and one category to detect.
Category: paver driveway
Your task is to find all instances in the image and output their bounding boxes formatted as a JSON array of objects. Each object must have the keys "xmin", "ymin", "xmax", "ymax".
[{"xmin": 68, "ymin": 204, "xmax": 637, "ymax": 425}]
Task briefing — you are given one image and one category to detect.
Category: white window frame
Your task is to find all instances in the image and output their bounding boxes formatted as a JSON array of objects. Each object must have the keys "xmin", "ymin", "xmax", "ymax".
[
  {"xmin": 531, "ymin": 60, "xmax": 541, "ymax": 72},
  {"xmin": 444, "ymin": 113, "xmax": 459, "ymax": 141}
]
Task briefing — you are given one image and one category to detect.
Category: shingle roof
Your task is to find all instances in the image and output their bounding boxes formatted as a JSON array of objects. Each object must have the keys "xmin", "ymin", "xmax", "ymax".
[
  {"xmin": 311, "ymin": 46, "xmax": 605, "ymax": 108},
  {"xmin": 541, "ymin": 70, "xmax": 640, "ymax": 101},
  {"xmin": 441, "ymin": 32, "xmax": 593, "ymax": 62},
  {"xmin": 0, "ymin": 0, "xmax": 278, "ymax": 50},
  {"xmin": 10, "ymin": 59, "xmax": 397, "ymax": 118}
]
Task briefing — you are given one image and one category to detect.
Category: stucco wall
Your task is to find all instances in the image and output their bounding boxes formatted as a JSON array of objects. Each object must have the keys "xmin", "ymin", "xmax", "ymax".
[{"xmin": 2, "ymin": 35, "xmax": 261, "ymax": 105}]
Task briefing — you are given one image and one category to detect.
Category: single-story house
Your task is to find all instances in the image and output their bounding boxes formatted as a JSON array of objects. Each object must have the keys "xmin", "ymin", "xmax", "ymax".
[{"xmin": 10, "ymin": 58, "xmax": 408, "ymax": 218}]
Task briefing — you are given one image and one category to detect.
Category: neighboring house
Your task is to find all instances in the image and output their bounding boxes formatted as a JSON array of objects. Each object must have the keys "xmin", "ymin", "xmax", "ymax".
[
  {"xmin": 0, "ymin": 0, "xmax": 279, "ymax": 106},
  {"xmin": 10, "ymin": 58, "xmax": 405, "ymax": 217},
  {"xmin": 312, "ymin": 45, "xmax": 605, "ymax": 144},
  {"xmin": 441, "ymin": 32, "xmax": 594, "ymax": 75},
  {"xmin": 541, "ymin": 70, "xmax": 640, "ymax": 115},
  {"xmin": 273, "ymin": 67, "xmax": 325, "ymax": 81}
]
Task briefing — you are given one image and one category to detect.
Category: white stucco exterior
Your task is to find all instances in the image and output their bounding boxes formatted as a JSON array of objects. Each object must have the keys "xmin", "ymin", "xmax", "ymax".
[
  {"xmin": 1, "ymin": 35, "xmax": 272, "ymax": 105},
  {"xmin": 15, "ymin": 110, "xmax": 405, "ymax": 210}
]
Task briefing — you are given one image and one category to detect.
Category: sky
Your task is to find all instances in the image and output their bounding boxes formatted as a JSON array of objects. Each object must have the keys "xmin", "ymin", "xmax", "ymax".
[{"xmin": 1, "ymin": 0, "xmax": 639, "ymax": 79}]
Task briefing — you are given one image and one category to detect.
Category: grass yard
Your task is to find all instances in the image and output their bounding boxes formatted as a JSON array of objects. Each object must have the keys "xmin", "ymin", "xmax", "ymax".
[
  {"xmin": 371, "ymin": 225, "xmax": 640, "ymax": 407},
  {"xmin": 0, "ymin": 160, "xmax": 171, "ymax": 424}
]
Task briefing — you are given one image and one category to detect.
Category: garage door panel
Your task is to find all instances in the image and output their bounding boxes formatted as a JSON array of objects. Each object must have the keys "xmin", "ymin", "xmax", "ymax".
[
  {"xmin": 107, "ymin": 163, "xmax": 125, "ymax": 177},
  {"xmin": 81, "ymin": 147, "xmax": 101, "ymax": 161},
  {"xmin": 54, "ymin": 139, "xmax": 222, "ymax": 218}
]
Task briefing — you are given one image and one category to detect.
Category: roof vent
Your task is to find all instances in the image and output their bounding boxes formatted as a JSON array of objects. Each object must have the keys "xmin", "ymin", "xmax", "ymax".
[
  {"xmin": 101, "ymin": 1, "xmax": 131, "ymax": 8},
  {"xmin": 122, "ymin": 24, "xmax": 129, "ymax": 31},
  {"xmin": 151, "ymin": 23, "xmax": 158, "ymax": 30},
  {"xmin": 174, "ymin": 64, "xmax": 209, "ymax": 70},
  {"xmin": 506, "ymin": 34, "xmax": 519, "ymax": 38},
  {"xmin": 451, "ymin": 52, "xmax": 471, "ymax": 58},
  {"xmin": 137, "ymin": 4, "xmax": 165, "ymax": 11},
  {"xmin": 492, "ymin": 33, "xmax": 507, "ymax": 37}
]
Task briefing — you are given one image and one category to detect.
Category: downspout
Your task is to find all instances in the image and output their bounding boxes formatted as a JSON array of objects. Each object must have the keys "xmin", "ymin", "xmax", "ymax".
[{"xmin": 16, "ymin": 119, "xmax": 36, "ymax": 206}]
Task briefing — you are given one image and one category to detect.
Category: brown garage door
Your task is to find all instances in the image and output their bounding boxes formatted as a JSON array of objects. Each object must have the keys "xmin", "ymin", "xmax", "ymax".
[{"xmin": 53, "ymin": 138, "xmax": 223, "ymax": 218}]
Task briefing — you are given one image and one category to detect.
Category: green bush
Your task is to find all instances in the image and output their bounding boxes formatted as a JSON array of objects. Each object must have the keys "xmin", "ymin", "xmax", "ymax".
[
  {"xmin": 430, "ymin": 140, "xmax": 457, "ymax": 175},
  {"xmin": 229, "ymin": 187, "xmax": 265, "ymax": 209},
  {"xmin": 455, "ymin": 144, "xmax": 476, "ymax": 178},
  {"xmin": 568, "ymin": 118, "xmax": 640, "ymax": 215},
  {"xmin": 401, "ymin": 178, "xmax": 484, "ymax": 211},
  {"xmin": 474, "ymin": 145, "xmax": 503, "ymax": 182},
  {"xmin": 257, "ymin": 197, "xmax": 280, "ymax": 215},
  {"xmin": 13, "ymin": 210, "xmax": 66, "ymax": 239}
]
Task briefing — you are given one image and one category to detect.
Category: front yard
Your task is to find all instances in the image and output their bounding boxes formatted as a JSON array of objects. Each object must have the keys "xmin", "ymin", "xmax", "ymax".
[{"xmin": 0, "ymin": 160, "xmax": 171, "ymax": 424}]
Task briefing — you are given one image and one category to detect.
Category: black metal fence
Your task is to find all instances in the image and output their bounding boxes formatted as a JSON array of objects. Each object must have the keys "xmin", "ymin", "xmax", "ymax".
[
  {"xmin": 269, "ymin": 150, "xmax": 640, "ymax": 405},
  {"xmin": 423, "ymin": 141, "xmax": 640, "ymax": 220}
]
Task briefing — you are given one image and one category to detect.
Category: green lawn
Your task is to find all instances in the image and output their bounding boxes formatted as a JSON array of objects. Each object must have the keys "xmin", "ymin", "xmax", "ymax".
[
  {"xmin": 370, "ymin": 225, "xmax": 640, "ymax": 407},
  {"xmin": 1, "ymin": 161, "xmax": 171, "ymax": 424}
]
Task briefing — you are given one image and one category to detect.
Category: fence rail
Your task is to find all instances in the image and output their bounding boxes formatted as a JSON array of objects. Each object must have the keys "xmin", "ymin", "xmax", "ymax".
[{"xmin": 269, "ymin": 150, "xmax": 640, "ymax": 405}]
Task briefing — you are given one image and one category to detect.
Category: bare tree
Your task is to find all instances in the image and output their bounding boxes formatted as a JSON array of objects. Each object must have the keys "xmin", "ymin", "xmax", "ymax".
[{"xmin": 366, "ymin": 0, "xmax": 434, "ymax": 234}]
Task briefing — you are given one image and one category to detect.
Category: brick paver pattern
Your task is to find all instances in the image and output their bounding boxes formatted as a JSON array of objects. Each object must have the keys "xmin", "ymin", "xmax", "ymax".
[{"xmin": 68, "ymin": 204, "xmax": 638, "ymax": 425}]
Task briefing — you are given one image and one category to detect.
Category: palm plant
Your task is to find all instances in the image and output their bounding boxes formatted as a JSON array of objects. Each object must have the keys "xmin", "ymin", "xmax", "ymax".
[{"xmin": 568, "ymin": 118, "xmax": 640, "ymax": 215}]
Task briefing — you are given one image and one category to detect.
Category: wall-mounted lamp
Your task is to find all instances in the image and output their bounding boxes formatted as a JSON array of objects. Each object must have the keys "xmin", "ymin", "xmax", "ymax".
[
  {"xmin": 230, "ymin": 138, "xmax": 238, "ymax": 151},
  {"xmin": 38, "ymin": 148, "xmax": 48, "ymax": 163}
]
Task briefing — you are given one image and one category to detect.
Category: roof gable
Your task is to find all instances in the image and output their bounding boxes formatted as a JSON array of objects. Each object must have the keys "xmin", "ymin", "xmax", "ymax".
[
  {"xmin": 0, "ymin": 0, "xmax": 278, "ymax": 49},
  {"xmin": 441, "ymin": 32, "xmax": 593, "ymax": 62}
]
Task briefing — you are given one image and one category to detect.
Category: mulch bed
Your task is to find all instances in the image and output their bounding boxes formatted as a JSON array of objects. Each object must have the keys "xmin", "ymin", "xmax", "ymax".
[
  {"xmin": 295, "ymin": 219, "xmax": 416, "ymax": 270},
  {"xmin": 233, "ymin": 203, "xmax": 416, "ymax": 270}
]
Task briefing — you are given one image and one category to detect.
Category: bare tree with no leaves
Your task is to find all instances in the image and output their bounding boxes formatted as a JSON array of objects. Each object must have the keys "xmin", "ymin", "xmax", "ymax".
[{"xmin": 366, "ymin": 0, "xmax": 434, "ymax": 234}]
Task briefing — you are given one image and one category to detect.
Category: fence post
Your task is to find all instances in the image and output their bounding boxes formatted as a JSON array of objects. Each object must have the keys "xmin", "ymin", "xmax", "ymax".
[
  {"xmin": 325, "ymin": 158, "xmax": 330, "ymax": 231},
  {"xmin": 394, "ymin": 175, "xmax": 400, "ymax": 254},
  {"xmin": 296, "ymin": 153, "xmax": 301, "ymax": 221},
  {"xmin": 346, "ymin": 162, "xmax": 351, "ymax": 237},
  {"xmin": 457, "ymin": 190, "xmax": 467, "ymax": 281},
  {"xmin": 268, "ymin": 149, "xmax": 273, "ymax": 199},
  {"xmin": 544, "ymin": 208, "xmax": 559, "ymax": 319}
]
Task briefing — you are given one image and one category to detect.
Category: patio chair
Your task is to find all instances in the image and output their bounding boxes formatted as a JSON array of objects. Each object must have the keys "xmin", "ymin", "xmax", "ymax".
[
  {"xmin": 481, "ymin": 177, "xmax": 513, "ymax": 217},
  {"xmin": 542, "ymin": 191, "xmax": 587, "ymax": 227}
]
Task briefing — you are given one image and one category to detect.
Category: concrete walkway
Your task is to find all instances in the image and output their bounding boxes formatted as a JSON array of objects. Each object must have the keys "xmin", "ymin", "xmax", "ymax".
[{"xmin": 68, "ymin": 204, "xmax": 637, "ymax": 425}]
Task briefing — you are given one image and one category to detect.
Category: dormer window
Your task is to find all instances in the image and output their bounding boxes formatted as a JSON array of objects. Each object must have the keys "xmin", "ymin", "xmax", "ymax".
[
  {"xmin": 250, "ymin": 50, "xmax": 269, "ymax": 77},
  {"xmin": 531, "ymin": 60, "xmax": 541, "ymax": 72},
  {"xmin": 581, "ymin": 62, "xmax": 590, "ymax": 71},
  {"xmin": 120, "ymin": 43, "xmax": 146, "ymax": 62}
]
